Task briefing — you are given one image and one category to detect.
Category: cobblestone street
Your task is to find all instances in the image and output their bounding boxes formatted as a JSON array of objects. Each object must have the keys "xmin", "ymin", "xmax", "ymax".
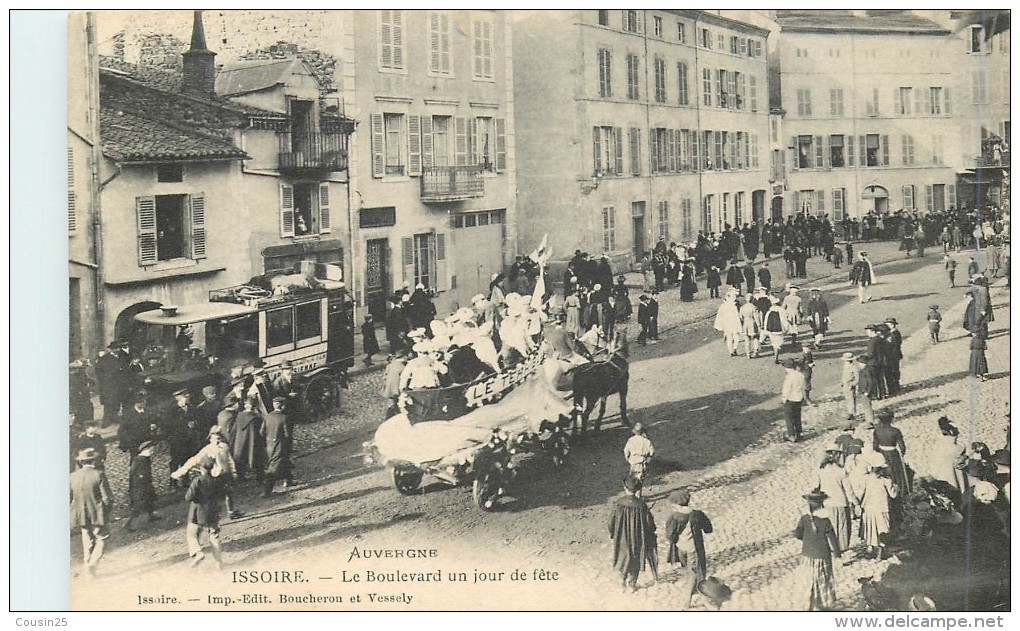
[{"xmin": 72, "ymin": 252, "xmax": 1009, "ymax": 611}]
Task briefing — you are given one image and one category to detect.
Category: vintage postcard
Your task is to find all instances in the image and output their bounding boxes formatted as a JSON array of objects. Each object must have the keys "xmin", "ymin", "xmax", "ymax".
[{"xmin": 66, "ymin": 9, "xmax": 1010, "ymax": 612}]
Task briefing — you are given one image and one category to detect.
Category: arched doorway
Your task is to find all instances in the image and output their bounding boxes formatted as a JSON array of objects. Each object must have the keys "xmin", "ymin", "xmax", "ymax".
[
  {"xmin": 114, "ymin": 301, "xmax": 162, "ymax": 352},
  {"xmin": 770, "ymin": 196, "xmax": 784, "ymax": 222},
  {"xmin": 862, "ymin": 183, "xmax": 889, "ymax": 214}
]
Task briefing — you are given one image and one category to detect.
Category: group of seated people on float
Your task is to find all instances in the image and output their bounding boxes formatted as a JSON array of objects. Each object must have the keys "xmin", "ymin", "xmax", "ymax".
[{"xmin": 397, "ymin": 290, "xmax": 611, "ymax": 394}]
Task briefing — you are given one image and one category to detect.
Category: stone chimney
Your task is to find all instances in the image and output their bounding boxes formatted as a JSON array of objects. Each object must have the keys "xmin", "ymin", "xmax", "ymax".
[{"xmin": 181, "ymin": 10, "xmax": 216, "ymax": 99}]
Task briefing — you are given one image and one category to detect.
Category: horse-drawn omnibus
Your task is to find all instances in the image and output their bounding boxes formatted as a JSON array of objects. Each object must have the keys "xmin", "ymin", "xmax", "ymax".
[{"xmin": 132, "ymin": 263, "xmax": 355, "ymax": 420}]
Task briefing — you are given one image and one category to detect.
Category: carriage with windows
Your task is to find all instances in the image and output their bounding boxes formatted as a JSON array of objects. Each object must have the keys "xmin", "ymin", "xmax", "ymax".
[{"xmin": 132, "ymin": 262, "xmax": 355, "ymax": 419}]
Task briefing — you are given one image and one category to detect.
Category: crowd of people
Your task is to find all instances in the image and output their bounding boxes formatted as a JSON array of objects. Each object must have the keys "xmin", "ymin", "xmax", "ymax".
[{"xmin": 69, "ymin": 357, "xmax": 306, "ymax": 575}]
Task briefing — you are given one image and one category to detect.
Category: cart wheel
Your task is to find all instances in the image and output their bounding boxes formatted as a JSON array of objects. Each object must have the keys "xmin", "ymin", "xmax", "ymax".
[
  {"xmin": 551, "ymin": 434, "xmax": 570, "ymax": 468},
  {"xmin": 301, "ymin": 373, "xmax": 341, "ymax": 421},
  {"xmin": 472, "ymin": 474, "xmax": 500, "ymax": 511},
  {"xmin": 390, "ymin": 467, "xmax": 422, "ymax": 495}
]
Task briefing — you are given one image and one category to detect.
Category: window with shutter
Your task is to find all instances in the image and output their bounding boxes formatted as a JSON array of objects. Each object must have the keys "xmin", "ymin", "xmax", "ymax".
[
  {"xmin": 435, "ymin": 233, "xmax": 449, "ymax": 291},
  {"xmin": 847, "ymin": 135, "xmax": 855, "ymax": 167},
  {"xmin": 594, "ymin": 127, "xmax": 603, "ymax": 173},
  {"xmin": 749, "ymin": 76, "xmax": 757, "ymax": 112},
  {"xmin": 649, "ymin": 129, "xmax": 659, "ymax": 173},
  {"xmin": 190, "ymin": 193, "xmax": 206, "ymax": 260},
  {"xmin": 279, "ymin": 183, "xmax": 295, "ymax": 237},
  {"xmin": 473, "ymin": 20, "xmax": 494, "ymax": 80},
  {"xmin": 947, "ymin": 184, "xmax": 956, "ymax": 208},
  {"xmin": 455, "ymin": 117, "xmax": 468, "ymax": 166},
  {"xmin": 379, "ymin": 10, "xmax": 405, "ymax": 71},
  {"xmin": 881, "ymin": 135, "xmax": 890, "ymax": 166},
  {"xmin": 137, "ymin": 196, "xmax": 157, "ymax": 265},
  {"xmin": 902, "ymin": 185, "xmax": 914, "ymax": 210},
  {"xmin": 408, "ymin": 115, "xmax": 422, "ymax": 176},
  {"xmin": 598, "ymin": 48, "xmax": 612, "ymax": 97},
  {"xmin": 428, "ymin": 12, "xmax": 452, "ymax": 75},
  {"xmin": 370, "ymin": 114, "xmax": 385, "ymax": 178},
  {"xmin": 421, "ymin": 116, "xmax": 435, "ymax": 168},
  {"xmin": 925, "ymin": 185, "xmax": 934, "ymax": 212},
  {"xmin": 318, "ymin": 184, "xmax": 331, "ymax": 233},
  {"xmin": 944, "ymin": 88, "xmax": 951, "ymax": 115},
  {"xmin": 495, "ymin": 118, "xmax": 507, "ymax": 172},
  {"xmin": 816, "ymin": 136, "xmax": 825, "ymax": 168}
]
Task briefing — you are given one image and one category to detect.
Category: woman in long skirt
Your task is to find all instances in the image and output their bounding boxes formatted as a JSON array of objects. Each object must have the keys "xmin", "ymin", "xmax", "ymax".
[
  {"xmin": 794, "ymin": 490, "xmax": 841, "ymax": 611},
  {"xmin": 679, "ymin": 262, "xmax": 698, "ymax": 302},
  {"xmin": 857, "ymin": 465, "xmax": 899, "ymax": 559},
  {"xmin": 873, "ymin": 409, "xmax": 910, "ymax": 495},
  {"xmin": 563, "ymin": 291, "xmax": 582, "ymax": 337},
  {"xmin": 817, "ymin": 450, "xmax": 854, "ymax": 554},
  {"xmin": 969, "ymin": 331, "xmax": 989, "ymax": 381}
]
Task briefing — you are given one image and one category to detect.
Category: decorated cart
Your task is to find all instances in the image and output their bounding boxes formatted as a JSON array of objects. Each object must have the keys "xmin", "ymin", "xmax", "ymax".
[{"xmin": 366, "ymin": 348, "xmax": 575, "ymax": 510}]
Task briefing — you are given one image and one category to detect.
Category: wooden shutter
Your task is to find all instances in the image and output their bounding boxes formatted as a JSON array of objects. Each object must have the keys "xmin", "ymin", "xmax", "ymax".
[
  {"xmin": 649, "ymin": 129, "xmax": 659, "ymax": 173},
  {"xmin": 67, "ymin": 147, "xmax": 76, "ymax": 232},
  {"xmin": 435, "ymin": 233, "xmax": 449, "ymax": 291},
  {"xmin": 859, "ymin": 135, "xmax": 867, "ymax": 165},
  {"xmin": 914, "ymin": 88, "xmax": 922, "ymax": 116},
  {"xmin": 593, "ymin": 127, "xmax": 603, "ymax": 173},
  {"xmin": 421, "ymin": 116, "xmax": 434, "ymax": 168},
  {"xmin": 667, "ymin": 129, "xmax": 676, "ymax": 172},
  {"xmin": 815, "ymin": 135, "xmax": 824, "ymax": 168},
  {"xmin": 816, "ymin": 190, "xmax": 825, "ymax": 212},
  {"xmin": 318, "ymin": 183, "xmax": 331, "ymax": 233},
  {"xmin": 894, "ymin": 88, "xmax": 902, "ymax": 115},
  {"xmin": 925, "ymin": 185, "xmax": 934, "ymax": 212},
  {"xmin": 628, "ymin": 128, "xmax": 639, "ymax": 175},
  {"xmin": 137, "ymin": 196, "xmax": 157, "ymax": 265},
  {"xmin": 613, "ymin": 127, "xmax": 623, "ymax": 175},
  {"xmin": 495, "ymin": 118, "xmax": 507, "ymax": 172},
  {"xmin": 380, "ymin": 11, "xmax": 393, "ymax": 68},
  {"xmin": 392, "ymin": 10, "xmax": 404, "ymax": 69},
  {"xmin": 922, "ymin": 88, "xmax": 932, "ymax": 115},
  {"xmin": 691, "ymin": 132, "xmax": 699, "ymax": 172},
  {"xmin": 190, "ymin": 193, "xmax": 207, "ymax": 260},
  {"xmin": 947, "ymin": 184, "xmax": 956, "ymax": 208},
  {"xmin": 468, "ymin": 118, "xmax": 479, "ymax": 166},
  {"xmin": 881, "ymin": 135, "xmax": 890, "ymax": 166},
  {"xmin": 847, "ymin": 135, "xmax": 855, "ymax": 166},
  {"xmin": 408, "ymin": 114, "xmax": 422, "ymax": 176},
  {"xmin": 944, "ymin": 88, "xmax": 952, "ymax": 115},
  {"xmin": 428, "ymin": 12, "xmax": 440, "ymax": 73},
  {"xmin": 370, "ymin": 114, "xmax": 384, "ymax": 178},
  {"xmin": 280, "ymin": 183, "xmax": 295, "ymax": 237},
  {"xmin": 402, "ymin": 236, "xmax": 414, "ymax": 284},
  {"xmin": 455, "ymin": 117, "xmax": 467, "ymax": 166}
]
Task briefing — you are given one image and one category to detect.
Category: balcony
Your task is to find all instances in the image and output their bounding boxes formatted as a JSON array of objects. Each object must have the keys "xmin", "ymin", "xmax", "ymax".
[
  {"xmin": 420, "ymin": 165, "xmax": 485, "ymax": 203},
  {"xmin": 278, "ymin": 132, "xmax": 349, "ymax": 173}
]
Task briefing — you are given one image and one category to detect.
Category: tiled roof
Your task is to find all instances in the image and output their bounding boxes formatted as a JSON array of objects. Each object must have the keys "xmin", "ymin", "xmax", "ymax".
[
  {"xmin": 100, "ymin": 108, "xmax": 248, "ymax": 162},
  {"xmin": 98, "ymin": 56, "xmax": 286, "ymax": 119},
  {"xmin": 215, "ymin": 58, "xmax": 305, "ymax": 97},
  {"xmin": 776, "ymin": 11, "xmax": 949, "ymax": 34}
]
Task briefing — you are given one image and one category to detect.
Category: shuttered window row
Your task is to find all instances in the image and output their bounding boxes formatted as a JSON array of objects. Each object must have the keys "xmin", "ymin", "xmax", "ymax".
[{"xmin": 371, "ymin": 113, "xmax": 507, "ymax": 178}]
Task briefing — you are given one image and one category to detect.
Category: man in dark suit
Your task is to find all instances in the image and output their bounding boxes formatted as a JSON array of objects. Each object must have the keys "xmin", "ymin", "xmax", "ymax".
[
  {"xmin": 757, "ymin": 261, "xmax": 772, "ymax": 293},
  {"xmin": 636, "ymin": 295, "xmax": 651, "ymax": 346},
  {"xmin": 262, "ymin": 397, "xmax": 294, "ymax": 497},
  {"xmin": 195, "ymin": 385, "xmax": 221, "ymax": 436},
  {"xmin": 117, "ymin": 394, "xmax": 153, "ymax": 467},
  {"xmin": 95, "ymin": 342, "xmax": 126, "ymax": 426},
  {"xmin": 648, "ymin": 291, "xmax": 661, "ymax": 341},
  {"xmin": 884, "ymin": 317, "xmax": 903, "ymax": 395},
  {"xmin": 70, "ymin": 448, "xmax": 113, "ymax": 577},
  {"xmin": 742, "ymin": 261, "xmax": 756, "ymax": 295},
  {"xmin": 75, "ymin": 419, "xmax": 108, "ymax": 470},
  {"xmin": 166, "ymin": 389, "xmax": 203, "ymax": 488}
]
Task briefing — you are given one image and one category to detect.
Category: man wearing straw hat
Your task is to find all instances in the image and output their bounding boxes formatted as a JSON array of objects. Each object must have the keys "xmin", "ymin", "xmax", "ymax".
[{"xmin": 70, "ymin": 448, "xmax": 113, "ymax": 577}]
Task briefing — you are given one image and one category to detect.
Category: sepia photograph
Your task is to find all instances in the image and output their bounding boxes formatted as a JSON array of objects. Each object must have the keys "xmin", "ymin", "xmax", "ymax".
[{"xmin": 60, "ymin": 8, "xmax": 1010, "ymax": 613}]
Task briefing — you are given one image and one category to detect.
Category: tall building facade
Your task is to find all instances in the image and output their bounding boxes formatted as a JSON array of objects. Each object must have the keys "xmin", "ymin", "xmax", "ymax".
[
  {"xmin": 93, "ymin": 9, "xmax": 517, "ymax": 326},
  {"xmin": 514, "ymin": 10, "xmax": 770, "ymax": 272},
  {"xmin": 774, "ymin": 11, "xmax": 962, "ymax": 220}
]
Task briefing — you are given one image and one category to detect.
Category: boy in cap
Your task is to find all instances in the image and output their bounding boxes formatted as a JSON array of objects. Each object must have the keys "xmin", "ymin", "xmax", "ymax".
[
  {"xmin": 926, "ymin": 304, "xmax": 942, "ymax": 343},
  {"xmin": 608, "ymin": 476, "xmax": 658, "ymax": 593},
  {"xmin": 126, "ymin": 441, "xmax": 162, "ymax": 531},
  {"xmin": 944, "ymin": 253, "xmax": 958, "ymax": 288},
  {"xmin": 76, "ymin": 419, "xmax": 108, "ymax": 470},
  {"xmin": 665, "ymin": 487, "xmax": 714, "ymax": 583},
  {"xmin": 781, "ymin": 358, "xmax": 807, "ymax": 442},
  {"xmin": 623, "ymin": 423, "xmax": 655, "ymax": 480},
  {"xmin": 185, "ymin": 456, "xmax": 226, "ymax": 569},
  {"xmin": 70, "ymin": 447, "xmax": 114, "ymax": 576}
]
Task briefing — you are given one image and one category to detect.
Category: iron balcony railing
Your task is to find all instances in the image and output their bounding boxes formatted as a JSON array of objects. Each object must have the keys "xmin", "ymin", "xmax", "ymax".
[
  {"xmin": 278, "ymin": 132, "xmax": 349, "ymax": 172},
  {"xmin": 420, "ymin": 165, "xmax": 485, "ymax": 202}
]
